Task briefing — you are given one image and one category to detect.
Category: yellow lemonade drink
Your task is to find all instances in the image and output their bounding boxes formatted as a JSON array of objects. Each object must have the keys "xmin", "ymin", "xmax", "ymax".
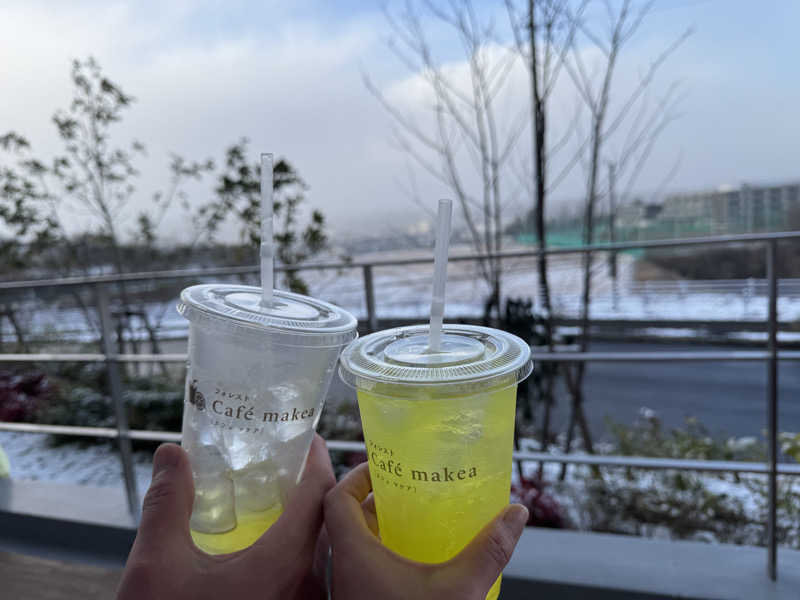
[
  {"xmin": 189, "ymin": 504, "xmax": 283, "ymax": 555},
  {"xmin": 339, "ymin": 324, "xmax": 532, "ymax": 600},
  {"xmin": 178, "ymin": 284, "xmax": 357, "ymax": 554}
]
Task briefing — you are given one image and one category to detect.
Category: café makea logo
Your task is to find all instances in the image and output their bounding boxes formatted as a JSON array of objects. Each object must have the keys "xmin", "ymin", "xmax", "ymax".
[
  {"xmin": 368, "ymin": 440, "xmax": 478, "ymax": 485},
  {"xmin": 188, "ymin": 380, "xmax": 315, "ymax": 423}
]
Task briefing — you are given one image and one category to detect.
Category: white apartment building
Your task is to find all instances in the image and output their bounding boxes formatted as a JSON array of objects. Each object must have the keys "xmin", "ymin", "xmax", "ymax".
[{"xmin": 659, "ymin": 181, "xmax": 800, "ymax": 233}]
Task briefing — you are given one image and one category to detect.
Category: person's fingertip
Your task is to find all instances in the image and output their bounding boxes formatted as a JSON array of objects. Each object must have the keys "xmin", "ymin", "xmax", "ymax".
[
  {"xmin": 152, "ymin": 443, "xmax": 183, "ymax": 476},
  {"xmin": 322, "ymin": 463, "xmax": 375, "ymax": 544},
  {"xmin": 502, "ymin": 504, "xmax": 529, "ymax": 536},
  {"xmin": 441, "ymin": 502, "xmax": 528, "ymax": 593},
  {"xmin": 308, "ymin": 434, "xmax": 332, "ymax": 467},
  {"xmin": 305, "ymin": 436, "xmax": 335, "ymax": 488},
  {"xmin": 264, "ymin": 437, "xmax": 333, "ymax": 549}
]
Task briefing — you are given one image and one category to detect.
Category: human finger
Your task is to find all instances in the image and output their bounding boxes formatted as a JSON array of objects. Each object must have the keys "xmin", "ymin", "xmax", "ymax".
[
  {"xmin": 361, "ymin": 493, "xmax": 379, "ymax": 537},
  {"xmin": 323, "ymin": 462, "xmax": 375, "ymax": 548},
  {"xmin": 135, "ymin": 444, "xmax": 194, "ymax": 554},
  {"xmin": 438, "ymin": 504, "xmax": 528, "ymax": 595},
  {"xmin": 254, "ymin": 434, "xmax": 334, "ymax": 553}
]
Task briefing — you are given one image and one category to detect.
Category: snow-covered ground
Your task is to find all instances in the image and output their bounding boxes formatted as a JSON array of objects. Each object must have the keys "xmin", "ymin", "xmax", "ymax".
[
  {"xmin": 3, "ymin": 249, "xmax": 799, "ymax": 545},
  {"xmin": 511, "ymin": 437, "xmax": 793, "ymax": 547},
  {"xmin": 2, "ymin": 427, "xmax": 787, "ymax": 547},
  {"xmin": 0, "ymin": 427, "xmax": 771, "ymax": 512},
  {"xmin": 5, "ymin": 251, "xmax": 800, "ymax": 345},
  {"xmin": 0, "ymin": 431, "xmax": 154, "ymax": 492}
]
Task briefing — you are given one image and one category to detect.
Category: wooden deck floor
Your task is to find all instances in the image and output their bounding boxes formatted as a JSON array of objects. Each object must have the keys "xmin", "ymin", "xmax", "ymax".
[{"xmin": 0, "ymin": 551, "xmax": 121, "ymax": 600}]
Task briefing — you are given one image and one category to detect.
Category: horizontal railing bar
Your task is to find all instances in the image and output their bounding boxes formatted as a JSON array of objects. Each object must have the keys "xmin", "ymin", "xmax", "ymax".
[
  {"xmin": 511, "ymin": 452, "xmax": 800, "ymax": 475},
  {"xmin": 116, "ymin": 354, "xmax": 187, "ymax": 363},
  {"xmin": 4, "ymin": 351, "xmax": 800, "ymax": 364},
  {"xmin": 0, "ymin": 422, "xmax": 800, "ymax": 475},
  {"xmin": 0, "ymin": 422, "xmax": 119, "ymax": 438},
  {"xmin": 0, "ymin": 353, "xmax": 107, "ymax": 362},
  {"xmin": 0, "ymin": 421, "xmax": 182, "ymax": 442},
  {"xmin": 326, "ymin": 440, "xmax": 368, "ymax": 453},
  {"xmin": 0, "ymin": 266, "xmax": 259, "ymax": 290},
  {"xmin": 530, "ymin": 351, "xmax": 800, "ymax": 361},
  {"xmin": 129, "ymin": 430, "xmax": 182, "ymax": 442},
  {"xmin": 3, "ymin": 427, "xmax": 797, "ymax": 475},
  {"xmin": 0, "ymin": 353, "xmax": 188, "ymax": 363},
  {"xmin": 326, "ymin": 441, "xmax": 800, "ymax": 475},
  {"xmin": 2, "ymin": 231, "xmax": 800, "ymax": 291}
]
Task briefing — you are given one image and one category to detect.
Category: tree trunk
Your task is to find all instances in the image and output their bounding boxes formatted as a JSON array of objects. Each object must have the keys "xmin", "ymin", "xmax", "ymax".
[
  {"xmin": 564, "ymin": 28, "xmax": 621, "ymax": 470},
  {"xmin": 527, "ymin": 0, "xmax": 558, "ymax": 471},
  {"xmin": 141, "ymin": 312, "xmax": 171, "ymax": 381},
  {"xmin": 3, "ymin": 306, "xmax": 30, "ymax": 353},
  {"xmin": 482, "ymin": 283, "xmax": 500, "ymax": 327},
  {"xmin": 608, "ymin": 162, "xmax": 619, "ymax": 310},
  {"xmin": 559, "ymin": 381, "xmax": 577, "ymax": 480},
  {"xmin": 538, "ymin": 368, "xmax": 555, "ymax": 478},
  {"xmin": 107, "ymin": 236, "xmax": 169, "ymax": 378}
]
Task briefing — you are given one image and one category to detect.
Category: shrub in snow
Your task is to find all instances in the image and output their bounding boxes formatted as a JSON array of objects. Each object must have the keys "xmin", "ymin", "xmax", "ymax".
[
  {"xmin": 0, "ymin": 371, "xmax": 50, "ymax": 422},
  {"xmin": 511, "ymin": 475, "xmax": 566, "ymax": 529}
]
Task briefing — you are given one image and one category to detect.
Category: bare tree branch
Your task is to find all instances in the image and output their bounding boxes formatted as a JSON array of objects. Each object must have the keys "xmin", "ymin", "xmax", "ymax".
[
  {"xmin": 602, "ymin": 27, "xmax": 693, "ymax": 141},
  {"xmin": 649, "ymin": 150, "xmax": 683, "ymax": 204}
]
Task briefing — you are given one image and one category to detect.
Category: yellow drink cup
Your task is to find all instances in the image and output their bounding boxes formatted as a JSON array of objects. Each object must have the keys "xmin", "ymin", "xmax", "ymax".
[{"xmin": 339, "ymin": 324, "xmax": 532, "ymax": 600}]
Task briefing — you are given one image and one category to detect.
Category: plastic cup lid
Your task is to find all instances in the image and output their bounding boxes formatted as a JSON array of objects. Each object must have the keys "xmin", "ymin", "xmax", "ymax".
[
  {"xmin": 178, "ymin": 284, "xmax": 357, "ymax": 346},
  {"xmin": 339, "ymin": 324, "xmax": 532, "ymax": 391}
]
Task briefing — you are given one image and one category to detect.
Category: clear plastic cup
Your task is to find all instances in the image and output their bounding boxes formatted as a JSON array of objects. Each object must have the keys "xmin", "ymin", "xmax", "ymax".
[
  {"xmin": 178, "ymin": 284, "xmax": 357, "ymax": 554},
  {"xmin": 338, "ymin": 324, "xmax": 532, "ymax": 600}
]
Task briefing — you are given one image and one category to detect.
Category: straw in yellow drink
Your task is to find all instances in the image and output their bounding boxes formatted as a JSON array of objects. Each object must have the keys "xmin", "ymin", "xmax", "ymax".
[{"xmin": 339, "ymin": 200, "xmax": 531, "ymax": 599}]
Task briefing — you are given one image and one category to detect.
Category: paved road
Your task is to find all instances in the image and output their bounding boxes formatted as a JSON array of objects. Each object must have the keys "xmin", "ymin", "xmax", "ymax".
[
  {"xmin": 330, "ymin": 339, "xmax": 800, "ymax": 443},
  {"xmin": 545, "ymin": 340, "xmax": 800, "ymax": 441}
]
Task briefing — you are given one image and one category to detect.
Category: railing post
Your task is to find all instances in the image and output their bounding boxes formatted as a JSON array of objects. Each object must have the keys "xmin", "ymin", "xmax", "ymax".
[
  {"xmin": 766, "ymin": 240, "xmax": 778, "ymax": 580},
  {"xmin": 362, "ymin": 264, "xmax": 378, "ymax": 333},
  {"xmin": 96, "ymin": 283, "xmax": 140, "ymax": 521}
]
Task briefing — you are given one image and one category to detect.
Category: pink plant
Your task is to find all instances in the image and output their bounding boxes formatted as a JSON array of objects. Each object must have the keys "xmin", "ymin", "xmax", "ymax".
[
  {"xmin": 0, "ymin": 371, "xmax": 50, "ymax": 422},
  {"xmin": 511, "ymin": 474, "xmax": 566, "ymax": 529}
]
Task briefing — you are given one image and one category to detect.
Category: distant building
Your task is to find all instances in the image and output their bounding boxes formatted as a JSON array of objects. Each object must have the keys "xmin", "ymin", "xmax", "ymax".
[
  {"xmin": 659, "ymin": 181, "xmax": 800, "ymax": 234},
  {"xmin": 617, "ymin": 199, "xmax": 663, "ymax": 230}
]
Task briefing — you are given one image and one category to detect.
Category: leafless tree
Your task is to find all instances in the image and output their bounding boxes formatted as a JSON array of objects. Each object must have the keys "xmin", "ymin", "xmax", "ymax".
[
  {"xmin": 1, "ymin": 59, "xmax": 210, "ymax": 375},
  {"xmin": 558, "ymin": 0, "xmax": 691, "ymax": 474},
  {"xmin": 366, "ymin": 0, "xmax": 529, "ymax": 322},
  {"xmin": 506, "ymin": 0, "xmax": 587, "ymax": 467}
]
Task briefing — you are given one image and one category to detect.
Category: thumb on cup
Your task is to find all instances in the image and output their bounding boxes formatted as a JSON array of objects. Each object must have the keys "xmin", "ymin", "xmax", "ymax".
[
  {"xmin": 136, "ymin": 443, "xmax": 195, "ymax": 551},
  {"xmin": 440, "ymin": 504, "xmax": 528, "ymax": 595}
]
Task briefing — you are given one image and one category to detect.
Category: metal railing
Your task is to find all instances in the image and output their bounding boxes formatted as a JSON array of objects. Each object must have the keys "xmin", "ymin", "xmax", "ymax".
[{"xmin": 1, "ymin": 230, "xmax": 799, "ymax": 580}]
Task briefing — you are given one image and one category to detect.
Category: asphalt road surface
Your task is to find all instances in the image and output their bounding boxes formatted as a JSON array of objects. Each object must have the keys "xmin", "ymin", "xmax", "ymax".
[
  {"xmin": 547, "ymin": 340, "xmax": 800, "ymax": 442},
  {"xmin": 330, "ymin": 339, "xmax": 799, "ymax": 443}
]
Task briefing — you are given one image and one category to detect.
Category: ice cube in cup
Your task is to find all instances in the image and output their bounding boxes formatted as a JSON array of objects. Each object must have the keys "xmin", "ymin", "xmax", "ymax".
[
  {"xmin": 178, "ymin": 284, "xmax": 357, "ymax": 554},
  {"xmin": 233, "ymin": 459, "xmax": 281, "ymax": 513},
  {"xmin": 189, "ymin": 445, "xmax": 236, "ymax": 534}
]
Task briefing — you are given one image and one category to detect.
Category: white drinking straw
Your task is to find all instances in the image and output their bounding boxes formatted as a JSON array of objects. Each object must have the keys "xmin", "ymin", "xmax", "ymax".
[
  {"xmin": 260, "ymin": 153, "xmax": 274, "ymax": 308},
  {"xmin": 428, "ymin": 199, "xmax": 453, "ymax": 352}
]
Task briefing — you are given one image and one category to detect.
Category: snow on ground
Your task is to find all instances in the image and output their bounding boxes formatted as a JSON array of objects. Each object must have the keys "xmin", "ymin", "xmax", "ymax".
[
  {"xmin": 2, "ymin": 249, "xmax": 798, "ymax": 541},
  {"xmin": 0, "ymin": 426, "xmax": 775, "ymax": 541},
  {"xmin": 0, "ymin": 431, "xmax": 153, "ymax": 492},
  {"xmin": 5, "ymin": 251, "xmax": 800, "ymax": 344},
  {"xmin": 511, "ymin": 438, "xmax": 785, "ymax": 545}
]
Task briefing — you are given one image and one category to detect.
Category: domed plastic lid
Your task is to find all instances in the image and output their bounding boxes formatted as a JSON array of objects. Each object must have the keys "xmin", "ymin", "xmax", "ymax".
[
  {"xmin": 178, "ymin": 284, "xmax": 357, "ymax": 346},
  {"xmin": 339, "ymin": 324, "xmax": 532, "ymax": 391}
]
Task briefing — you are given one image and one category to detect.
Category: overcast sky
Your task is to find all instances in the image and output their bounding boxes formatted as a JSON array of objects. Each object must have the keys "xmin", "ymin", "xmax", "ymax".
[{"xmin": 2, "ymin": 0, "xmax": 798, "ymax": 244}]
